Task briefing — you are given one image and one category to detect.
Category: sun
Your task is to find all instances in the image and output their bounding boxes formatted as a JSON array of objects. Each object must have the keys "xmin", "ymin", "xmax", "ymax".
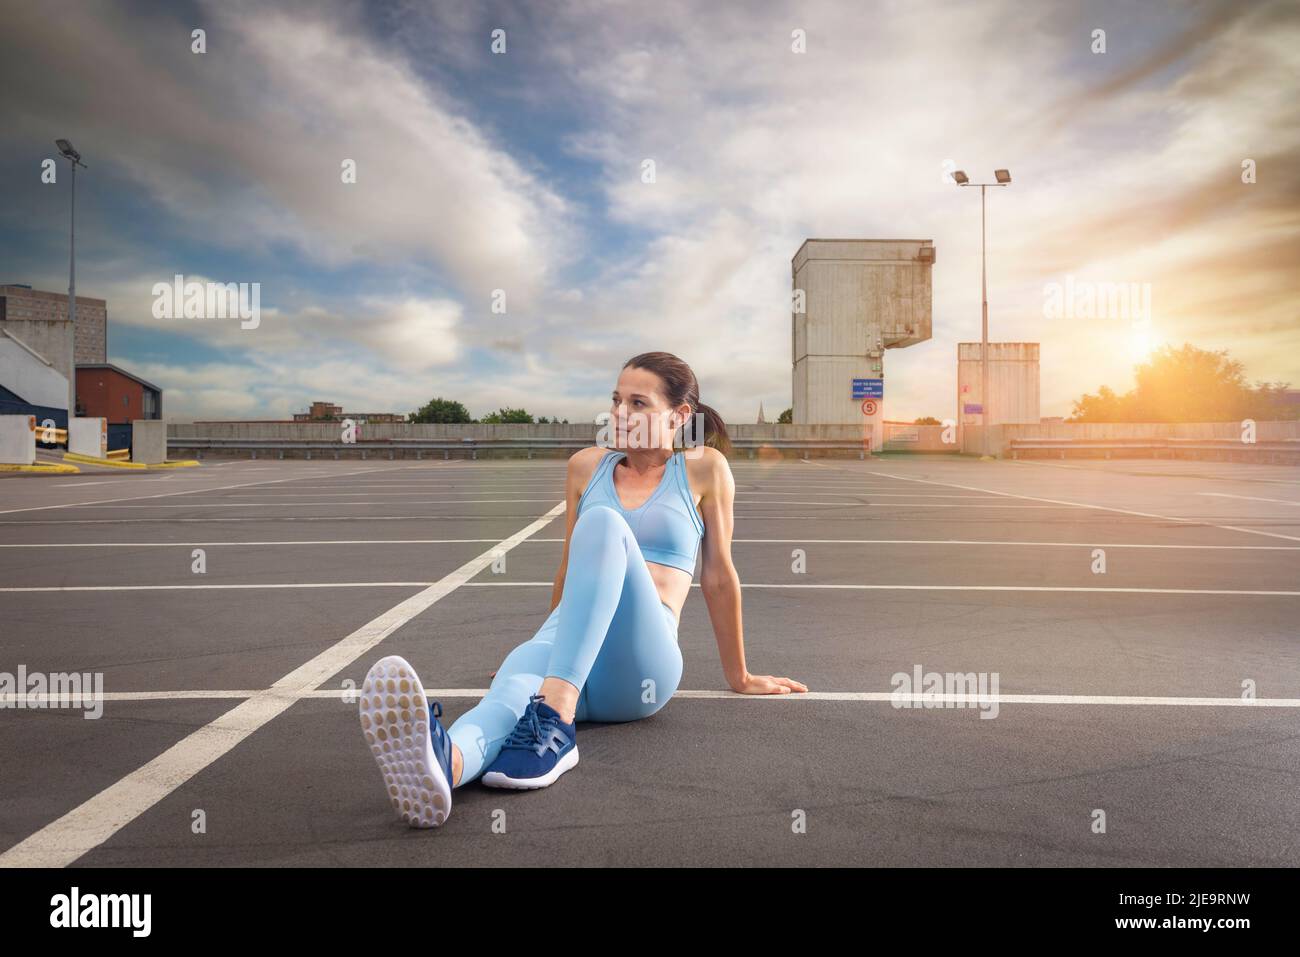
[{"xmin": 1126, "ymin": 321, "xmax": 1159, "ymax": 363}]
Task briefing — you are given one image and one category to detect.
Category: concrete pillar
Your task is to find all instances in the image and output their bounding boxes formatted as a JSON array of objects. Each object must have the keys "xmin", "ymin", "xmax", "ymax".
[
  {"xmin": 131, "ymin": 419, "xmax": 167, "ymax": 464},
  {"xmin": 0, "ymin": 415, "xmax": 36, "ymax": 465},
  {"xmin": 69, "ymin": 417, "xmax": 107, "ymax": 458}
]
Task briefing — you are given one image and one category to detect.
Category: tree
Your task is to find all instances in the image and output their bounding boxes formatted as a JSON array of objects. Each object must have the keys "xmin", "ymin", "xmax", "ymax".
[
  {"xmin": 777, "ymin": 407, "xmax": 793, "ymax": 424},
  {"xmin": 1068, "ymin": 344, "xmax": 1296, "ymax": 422},
  {"xmin": 914, "ymin": 416, "xmax": 941, "ymax": 425},
  {"xmin": 1069, "ymin": 384, "xmax": 1131, "ymax": 422},
  {"xmin": 410, "ymin": 398, "xmax": 472, "ymax": 423},
  {"xmin": 479, "ymin": 407, "xmax": 534, "ymax": 424}
]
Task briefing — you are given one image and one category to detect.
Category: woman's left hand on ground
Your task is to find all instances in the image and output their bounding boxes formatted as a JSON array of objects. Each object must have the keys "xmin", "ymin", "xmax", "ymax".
[{"xmin": 731, "ymin": 672, "xmax": 809, "ymax": 695}]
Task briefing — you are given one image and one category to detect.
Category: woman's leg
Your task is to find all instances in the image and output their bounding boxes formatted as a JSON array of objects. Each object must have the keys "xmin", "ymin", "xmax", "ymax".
[
  {"xmin": 445, "ymin": 603, "xmax": 563, "ymax": 787},
  {"xmin": 446, "ymin": 503, "xmax": 681, "ymax": 785},
  {"xmin": 543, "ymin": 504, "xmax": 678, "ymax": 707},
  {"xmin": 569, "ymin": 512, "xmax": 686, "ymax": 722}
]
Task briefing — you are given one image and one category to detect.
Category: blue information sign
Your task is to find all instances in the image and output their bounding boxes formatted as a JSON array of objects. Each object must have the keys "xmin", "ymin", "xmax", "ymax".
[{"xmin": 851, "ymin": 378, "xmax": 883, "ymax": 399}]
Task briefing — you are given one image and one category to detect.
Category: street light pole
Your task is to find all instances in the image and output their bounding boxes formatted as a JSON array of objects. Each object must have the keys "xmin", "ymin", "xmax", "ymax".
[
  {"xmin": 952, "ymin": 168, "xmax": 1010, "ymax": 458},
  {"xmin": 981, "ymin": 182, "xmax": 988, "ymax": 457},
  {"xmin": 56, "ymin": 139, "xmax": 86, "ymax": 421}
]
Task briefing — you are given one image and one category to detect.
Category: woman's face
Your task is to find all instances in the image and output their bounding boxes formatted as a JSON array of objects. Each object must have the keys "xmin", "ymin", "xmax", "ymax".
[{"xmin": 610, "ymin": 367, "xmax": 688, "ymax": 450}]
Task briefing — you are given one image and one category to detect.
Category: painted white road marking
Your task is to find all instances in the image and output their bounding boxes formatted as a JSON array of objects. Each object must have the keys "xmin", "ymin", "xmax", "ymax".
[
  {"xmin": 6, "ymin": 582, "xmax": 1299, "ymax": 596},
  {"xmin": 4, "ymin": 690, "xmax": 1296, "ymax": 707},
  {"xmin": 463, "ymin": 582, "xmax": 1300, "ymax": 597},
  {"xmin": 833, "ymin": 464, "xmax": 1300, "ymax": 544},
  {"xmin": 1, "ymin": 538, "xmax": 1296, "ymax": 550},
  {"xmin": 0, "ymin": 465, "xmax": 400, "ymax": 516},
  {"xmin": 0, "ymin": 502, "xmax": 566, "ymax": 868},
  {"xmin": 1198, "ymin": 492, "xmax": 1300, "ymax": 506}
]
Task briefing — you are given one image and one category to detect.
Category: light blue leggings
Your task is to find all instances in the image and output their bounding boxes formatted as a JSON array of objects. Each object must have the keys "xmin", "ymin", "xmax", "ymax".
[{"xmin": 447, "ymin": 504, "xmax": 683, "ymax": 785}]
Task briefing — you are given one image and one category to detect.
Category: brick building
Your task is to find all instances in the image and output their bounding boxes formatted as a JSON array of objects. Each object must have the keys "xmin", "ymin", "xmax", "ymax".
[{"xmin": 75, "ymin": 363, "xmax": 162, "ymax": 422}]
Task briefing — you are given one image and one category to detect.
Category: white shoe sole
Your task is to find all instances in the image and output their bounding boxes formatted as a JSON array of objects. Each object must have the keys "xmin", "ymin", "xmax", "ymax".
[
  {"xmin": 481, "ymin": 746, "xmax": 580, "ymax": 790},
  {"xmin": 359, "ymin": 655, "xmax": 452, "ymax": 828}
]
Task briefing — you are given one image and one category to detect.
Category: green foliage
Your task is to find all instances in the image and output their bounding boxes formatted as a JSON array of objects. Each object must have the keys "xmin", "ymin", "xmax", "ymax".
[
  {"xmin": 777, "ymin": 407, "xmax": 793, "ymax": 424},
  {"xmin": 914, "ymin": 416, "xmax": 942, "ymax": 425},
  {"xmin": 1069, "ymin": 344, "xmax": 1296, "ymax": 423},
  {"xmin": 409, "ymin": 398, "xmax": 472, "ymax": 423},
  {"xmin": 479, "ymin": 407, "xmax": 534, "ymax": 424}
]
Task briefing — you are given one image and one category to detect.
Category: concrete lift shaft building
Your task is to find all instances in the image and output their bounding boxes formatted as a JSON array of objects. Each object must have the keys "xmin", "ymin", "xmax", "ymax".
[
  {"xmin": 957, "ymin": 341, "xmax": 1041, "ymax": 428},
  {"xmin": 791, "ymin": 239, "xmax": 934, "ymax": 449}
]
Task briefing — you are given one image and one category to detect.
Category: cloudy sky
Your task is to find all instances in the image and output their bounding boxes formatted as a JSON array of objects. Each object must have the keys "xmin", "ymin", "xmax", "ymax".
[{"xmin": 1, "ymin": 0, "xmax": 1296, "ymax": 423}]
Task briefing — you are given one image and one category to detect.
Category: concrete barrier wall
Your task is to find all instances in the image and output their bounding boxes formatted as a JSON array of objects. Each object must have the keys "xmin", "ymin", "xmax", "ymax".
[
  {"xmin": 168, "ymin": 420, "xmax": 911, "ymax": 460},
  {"xmin": 69, "ymin": 417, "xmax": 107, "ymax": 458},
  {"xmin": 132, "ymin": 419, "xmax": 168, "ymax": 464},
  {"xmin": 963, "ymin": 421, "xmax": 1300, "ymax": 455},
  {"xmin": 166, "ymin": 419, "xmax": 1298, "ymax": 462},
  {"xmin": 171, "ymin": 421, "xmax": 887, "ymax": 442},
  {"xmin": 0, "ymin": 414, "xmax": 36, "ymax": 465},
  {"xmin": 883, "ymin": 423, "xmax": 958, "ymax": 452}
]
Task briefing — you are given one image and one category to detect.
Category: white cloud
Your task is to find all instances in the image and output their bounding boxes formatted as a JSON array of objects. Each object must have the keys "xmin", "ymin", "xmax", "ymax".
[
  {"xmin": 6, "ymin": 0, "xmax": 1297, "ymax": 423},
  {"xmin": 0, "ymin": 0, "xmax": 574, "ymax": 309}
]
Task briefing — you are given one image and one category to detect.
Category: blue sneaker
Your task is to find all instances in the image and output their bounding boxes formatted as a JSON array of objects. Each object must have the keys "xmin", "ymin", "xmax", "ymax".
[
  {"xmin": 360, "ymin": 655, "xmax": 454, "ymax": 827},
  {"xmin": 481, "ymin": 693, "xmax": 579, "ymax": 789}
]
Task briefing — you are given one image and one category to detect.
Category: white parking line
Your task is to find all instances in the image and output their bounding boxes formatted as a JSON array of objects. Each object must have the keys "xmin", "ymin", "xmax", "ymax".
[
  {"xmin": 2, "ymin": 538, "xmax": 1296, "ymax": 550},
  {"xmin": 1012, "ymin": 459, "xmax": 1300, "ymax": 485},
  {"xmin": 0, "ymin": 515, "xmax": 549, "ymax": 526},
  {"xmin": 5, "ymin": 689, "xmax": 1297, "ymax": 707},
  {"xmin": 7, "ymin": 581, "xmax": 1298, "ymax": 596},
  {"xmin": 830, "ymin": 465, "xmax": 1300, "ymax": 544},
  {"xmin": 0, "ymin": 465, "xmax": 399, "ymax": 516},
  {"xmin": 0, "ymin": 539, "xmax": 511, "ymax": 548},
  {"xmin": 68, "ymin": 499, "xmax": 564, "ymax": 508},
  {"xmin": 1199, "ymin": 492, "xmax": 1300, "ymax": 506},
  {"xmin": 0, "ymin": 501, "xmax": 567, "ymax": 869},
  {"xmin": 728, "ymin": 539, "xmax": 1300, "ymax": 550},
  {"xmin": 1, "ymin": 583, "xmax": 432, "ymax": 592},
  {"xmin": 463, "ymin": 582, "xmax": 1300, "ymax": 597},
  {"xmin": 51, "ymin": 478, "xmax": 177, "ymax": 488}
]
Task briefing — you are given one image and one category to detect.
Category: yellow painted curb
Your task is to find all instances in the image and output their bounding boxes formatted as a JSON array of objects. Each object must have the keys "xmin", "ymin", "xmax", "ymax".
[
  {"xmin": 64, "ymin": 452, "xmax": 147, "ymax": 469},
  {"xmin": 0, "ymin": 462, "xmax": 81, "ymax": 473},
  {"xmin": 63, "ymin": 452, "xmax": 201, "ymax": 470}
]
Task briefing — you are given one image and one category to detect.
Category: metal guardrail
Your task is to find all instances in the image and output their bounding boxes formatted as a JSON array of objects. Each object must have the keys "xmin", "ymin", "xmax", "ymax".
[
  {"xmin": 1009, "ymin": 437, "xmax": 1300, "ymax": 461},
  {"xmin": 167, "ymin": 436, "xmax": 891, "ymax": 460}
]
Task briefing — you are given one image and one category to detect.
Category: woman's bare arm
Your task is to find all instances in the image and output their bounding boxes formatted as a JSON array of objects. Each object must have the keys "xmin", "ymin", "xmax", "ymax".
[
  {"xmin": 696, "ymin": 448, "xmax": 747, "ymax": 688},
  {"xmin": 698, "ymin": 447, "xmax": 808, "ymax": 695},
  {"xmin": 550, "ymin": 447, "xmax": 601, "ymax": 612}
]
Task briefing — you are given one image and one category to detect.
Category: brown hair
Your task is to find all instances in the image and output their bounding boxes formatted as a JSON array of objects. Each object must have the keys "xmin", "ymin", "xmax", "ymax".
[{"xmin": 622, "ymin": 351, "xmax": 732, "ymax": 457}]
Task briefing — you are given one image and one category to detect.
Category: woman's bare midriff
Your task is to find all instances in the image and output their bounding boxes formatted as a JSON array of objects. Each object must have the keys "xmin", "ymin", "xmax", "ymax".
[{"xmin": 647, "ymin": 561, "xmax": 693, "ymax": 624}]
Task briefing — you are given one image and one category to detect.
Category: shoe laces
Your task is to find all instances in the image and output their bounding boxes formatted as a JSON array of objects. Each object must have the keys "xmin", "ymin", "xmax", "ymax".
[{"xmin": 502, "ymin": 694, "xmax": 559, "ymax": 750}]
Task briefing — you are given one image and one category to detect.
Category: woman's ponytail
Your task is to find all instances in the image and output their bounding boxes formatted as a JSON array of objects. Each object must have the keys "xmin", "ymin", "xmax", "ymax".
[
  {"xmin": 623, "ymin": 351, "xmax": 733, "ymax": 458},
  {"xmin": 692, "ymin": 401, "xmax": 733, "ymax": 457}
]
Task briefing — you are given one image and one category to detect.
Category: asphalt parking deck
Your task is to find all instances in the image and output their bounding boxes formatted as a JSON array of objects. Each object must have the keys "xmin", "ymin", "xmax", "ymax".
[{"xmin": 1, "ymin": 454, "xmax": 1297, "ymax": 866}]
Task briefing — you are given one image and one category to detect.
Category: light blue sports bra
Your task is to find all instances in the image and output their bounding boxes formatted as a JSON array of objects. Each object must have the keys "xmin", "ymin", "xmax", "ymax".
[{"xmin": 576, "ymin": 448, "xmax": 705, "ymax": 574}]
